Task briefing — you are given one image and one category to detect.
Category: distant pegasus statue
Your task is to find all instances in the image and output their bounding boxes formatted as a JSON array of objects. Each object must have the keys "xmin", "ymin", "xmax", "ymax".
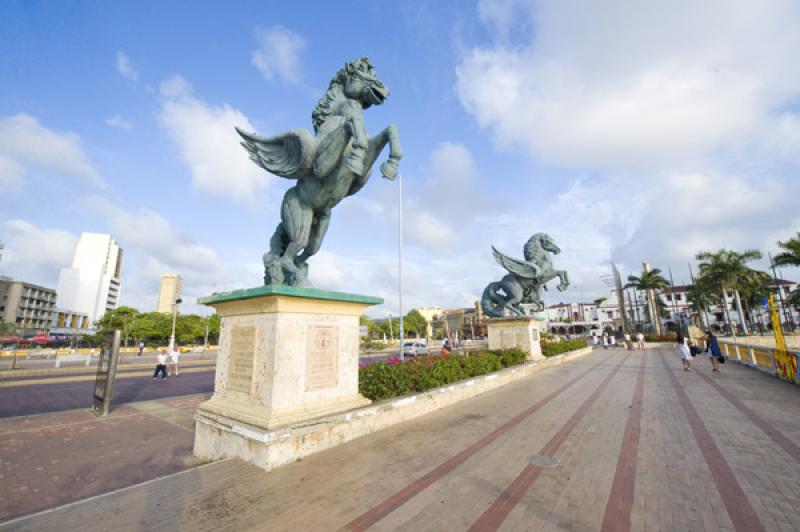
[
  {"xmin": 481, "ymin": 233, "xmax": 570, "ymax": 318},
  {"xmin": 236, "ymin": 57, "xmax": 403, "ymax": 286}
]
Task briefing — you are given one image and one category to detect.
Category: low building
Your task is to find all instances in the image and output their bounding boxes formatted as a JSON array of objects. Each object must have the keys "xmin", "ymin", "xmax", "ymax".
[
  {"xmin": 50, "ymin": 308, "xmax": 94, "ymax": 337},
  {"xmin": 0, "ymin": 277, "xmax": 57, "ymax": 335}
]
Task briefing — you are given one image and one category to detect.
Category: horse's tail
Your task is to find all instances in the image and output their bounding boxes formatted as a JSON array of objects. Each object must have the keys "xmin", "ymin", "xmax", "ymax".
[{"xmin": 481, "ymin": 282, "xmax": 504, "ymax": 318}]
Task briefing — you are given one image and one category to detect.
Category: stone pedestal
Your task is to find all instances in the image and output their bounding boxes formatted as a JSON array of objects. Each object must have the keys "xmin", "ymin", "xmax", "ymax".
[
  {"xmin": 193, "ymin": 285, "xmax": 381, "ymax": 469},
  {"xmin": 487, "ymin": 317, "xmax": 546, "ymax": 360}
]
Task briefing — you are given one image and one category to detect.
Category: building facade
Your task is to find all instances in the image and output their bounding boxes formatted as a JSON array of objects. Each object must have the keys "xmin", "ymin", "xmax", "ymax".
[
  {"xmin": 57, "ymin": 233, "xmax": 123, "ymax": 325},
  {"xmin": 156, "ymin": 273, "xmax": 183, "ymax": 313},
  {"xmin": 50, "ymin": 308, "xmax": 93, "ymax": 338},
  {"xmin": 0, "ymin": 277, "xmax": 57, "ymax": 335}
]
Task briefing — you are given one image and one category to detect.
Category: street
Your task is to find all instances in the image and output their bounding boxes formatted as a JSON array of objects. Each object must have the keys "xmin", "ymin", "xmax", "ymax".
[{"xmin": 0, "ymin": 369, "xmax": 214, "ymax": 418}]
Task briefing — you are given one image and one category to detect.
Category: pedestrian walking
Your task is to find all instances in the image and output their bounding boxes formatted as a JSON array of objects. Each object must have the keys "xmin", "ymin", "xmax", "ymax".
[
  {"xmin": 153, "ymin": 349, "xmax": 168, "ymax": 380},
  {"xmin": 609, "ymin": 335, "xmax": 617, "ymax": 348},
  {"xmin": 602, "ymin": 333, "xmax": 609, "ymax": 350},
  {"xmin": 138, "ymin": 341, "xmax": 145, "ymax": 357},
  {"xmin": 636, "ymin": 332, "xmax": 645, "ymax": 350},
  {"xmin": 624, "ymin": 332, "xmax": 633, "ymax": 350},
  {"xmin": 678, "ymin": 335, "xmax": 692, "ymax": 371},
  {"xmin": 705, "ymin": 331, "xmax": 724, "ymax": 373},
  {"xmin": 169, "ymin": 345, "xmax": 181, "ymax": 376}
]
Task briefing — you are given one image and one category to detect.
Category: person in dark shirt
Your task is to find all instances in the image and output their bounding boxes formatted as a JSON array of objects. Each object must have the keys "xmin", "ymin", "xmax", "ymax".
[{"xmin": 705, "ymin": 331, "xmax": 723, "ymax": 373}]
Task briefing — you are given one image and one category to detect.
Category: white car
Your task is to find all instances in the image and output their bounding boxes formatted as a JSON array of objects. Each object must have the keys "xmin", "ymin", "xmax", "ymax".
[{"xmin": 402, "ymin": 341, "xmax": 430, "ymax": 356}]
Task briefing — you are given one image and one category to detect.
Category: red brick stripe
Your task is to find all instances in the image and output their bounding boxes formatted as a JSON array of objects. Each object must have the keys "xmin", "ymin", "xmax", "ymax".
[
  {"xmin": 468, "ymin": 354, "xmax": 629, "ymax": 531},
  {"xmin": 661, "ymin": 355, "xmax": 765, "ymax": 532},
  {"xmin": 695, "ymin": 369, "xmax": 800, "ymax": 464},
  {"xmin": 600, "ymin": 354, "xmax": 647, "ymax": 532},
  {"xmin": 345, "ymin": 357, "xmax": 605, "ymax": 531}
]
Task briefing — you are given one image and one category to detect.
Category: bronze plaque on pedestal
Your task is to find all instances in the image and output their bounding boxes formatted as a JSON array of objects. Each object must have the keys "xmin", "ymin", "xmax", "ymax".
[
  {"xmin": 305, "ymin": 324, "xmax": 339, "ymax": 391},
  {"xmin": 228, "ymin": 325, "xmax": 256, "ymax": 393}
]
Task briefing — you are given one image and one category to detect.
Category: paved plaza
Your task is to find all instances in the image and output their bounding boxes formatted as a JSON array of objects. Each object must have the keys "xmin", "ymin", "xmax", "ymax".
[{"xmin": 2, "ymin": 345, "xmax": 800, "ymax": 531}]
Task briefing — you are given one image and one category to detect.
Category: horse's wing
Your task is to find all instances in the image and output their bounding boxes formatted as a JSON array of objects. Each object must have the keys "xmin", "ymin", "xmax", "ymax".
[
  {"xmin": 236, "ymin": 127, "xmax": 315, "ymax": 180},
  {"xmin": 492, "ymin": 246, "xmax": 539, "ymax": 279}
]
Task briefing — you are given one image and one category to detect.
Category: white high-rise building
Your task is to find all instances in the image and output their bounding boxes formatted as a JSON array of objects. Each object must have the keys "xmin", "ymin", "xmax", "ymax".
[
  {"xmin": 57, "ymin": 233, "xmax": 123, "ymax": 325},
  {"xmin": 156, "ymin": 273, "xmax": 182, "ymax": 313}
]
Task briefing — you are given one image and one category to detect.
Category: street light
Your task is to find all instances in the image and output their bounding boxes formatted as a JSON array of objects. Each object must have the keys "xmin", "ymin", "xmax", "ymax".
[
  {"xmin": 397, "ymin": 173, "xmax": 404, "ymax": 361},
  {"xmin": 168, "ymin": 297, "xmax": 182, "ymax": 352}
]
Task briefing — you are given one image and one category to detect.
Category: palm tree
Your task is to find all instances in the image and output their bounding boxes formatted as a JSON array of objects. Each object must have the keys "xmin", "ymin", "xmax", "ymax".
[
  {"xmin": 738, "ymin": 270, "xmax": 772, "ymax": 332},
  {"xmin": 695, "ymin": 249, "xmax": 763, "ymax": 334},
  {"xmin": 774, "ymin": 232, "xmax": 800, "ymax": 268},
  {"xmin": 686, "ymin": 278, "xmax": 715, "ymax": 330},
  {"xmin": 625, "ymin": 267, "xmax": 669, "ymax": 334}
]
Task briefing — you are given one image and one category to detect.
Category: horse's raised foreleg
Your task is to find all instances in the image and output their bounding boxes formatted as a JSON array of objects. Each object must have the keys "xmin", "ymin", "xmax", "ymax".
[
  {"xmin": 556, "ymin": 270, "xmax": 570, "ymax": 292},
  {"xmin": 344, "ymin": 114, "xmax": 369, "ymax": 176},
  {"xmin": 346, "ymin": 125, "xmax": 401, "ymax": 196}
]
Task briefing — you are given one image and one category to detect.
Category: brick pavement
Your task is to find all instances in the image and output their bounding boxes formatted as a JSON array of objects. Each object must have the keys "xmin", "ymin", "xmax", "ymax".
[
  {"xmin": 0, "ymin": 394, "xmax": 209, "ymax": 522},
  {"xmin": 3, "ymin": 346, "xmax": 800, "ymax": 531}
]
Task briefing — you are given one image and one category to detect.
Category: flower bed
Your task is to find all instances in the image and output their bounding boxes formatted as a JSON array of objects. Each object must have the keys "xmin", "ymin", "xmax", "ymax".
[
  {"xmin": 359, "ymin": 349, "xmax": 526, "ymax": 401},
  {"xmin": 541, "ymin": 339, "xmax": 588, "ymax": 357}
]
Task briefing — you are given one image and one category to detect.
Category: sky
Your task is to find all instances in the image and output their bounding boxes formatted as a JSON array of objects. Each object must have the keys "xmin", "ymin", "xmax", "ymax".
[{"xmin": 1, "ymin": 0, "xmax": 799, "ymax": 317}]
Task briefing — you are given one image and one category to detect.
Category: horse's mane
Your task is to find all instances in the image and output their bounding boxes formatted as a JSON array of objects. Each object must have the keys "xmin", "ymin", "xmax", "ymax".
[
  {"xmin": 524, "ymin": 233, "xmax": 547, "ymax": 262},
  {"xmin": 311, "ymin": 58, "xmax": 372, "ymax": 133}
]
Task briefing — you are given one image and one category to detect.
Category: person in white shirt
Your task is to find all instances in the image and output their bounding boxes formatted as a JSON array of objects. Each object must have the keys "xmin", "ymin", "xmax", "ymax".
[
  {"xmin": 678, "ymin": 335, "xmax": 692, "ymax": 371},
  {"xmin": 153, "ymin": 350, "xmax": 168, "ymax": 380},
  {"xmin": 636, "ymin": 332, "xmax": 645, "ymax": 350},
  {"xmin": 169, "ymin": 347, "xmax": 181, "ymax": 376}
]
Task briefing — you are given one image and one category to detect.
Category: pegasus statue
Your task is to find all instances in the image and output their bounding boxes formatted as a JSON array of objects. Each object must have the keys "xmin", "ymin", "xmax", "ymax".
[
  {"xmin": 481, "ymin": 233, "xmax": 570, "ymax": 318},
  {"xmin": 236, "ymin": 58, "xmax": 402, "ymax": 286}
]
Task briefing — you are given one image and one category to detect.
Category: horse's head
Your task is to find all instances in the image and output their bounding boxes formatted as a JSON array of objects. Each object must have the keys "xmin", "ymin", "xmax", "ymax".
[
  {"xmin": 524, "ymin": 233, "xmax": 561, "ymax": 261},
  {"xmin": 340, "ymin": 57, "xmax": 389, "ymax": 109}
]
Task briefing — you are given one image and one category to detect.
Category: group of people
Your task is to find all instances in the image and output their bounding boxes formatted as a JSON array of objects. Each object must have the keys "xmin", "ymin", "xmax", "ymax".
[
  {"xmin": 592, "ymin": 331, "xmax": 646, "ymax": 350},
  {"xmin": 676, "ymin": 331, "xmax": 724, "ymax": 372},
  {"xmin": 152, "ymin": 347, "xmax": 181, "ymax": 380}
]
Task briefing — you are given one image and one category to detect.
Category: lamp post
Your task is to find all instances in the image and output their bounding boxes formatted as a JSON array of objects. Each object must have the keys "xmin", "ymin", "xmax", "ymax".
[
  {"xmin": 168, "ymin": 297, "xmax": 182, "ymax": 352},
  {"xmin": 397, "ymin": 173, "xmax": 404, "ymax": 361}
]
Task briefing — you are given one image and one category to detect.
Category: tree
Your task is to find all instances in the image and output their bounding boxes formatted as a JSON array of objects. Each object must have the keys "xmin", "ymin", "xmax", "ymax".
[
  {"xmin": 96, "ymin": 306, "xmax": 141, "ymax": 346},
  {"xmin": 774, "ymin": 232, "xmax": 800, "ymax": 268},
  {"xmin": 403, "ymin": 310, "xmax": 427, "ymax": 339},
  {"xmin": 686, "ymin": 277, "xmax": 716, "ymax": 329},
  {"xmin": 696, "ymin": 249, "xmax": 763, "ymax": 334},
  {"xmin": 625, "ymin": 267, "xmax": 669, "ymax": 334}
]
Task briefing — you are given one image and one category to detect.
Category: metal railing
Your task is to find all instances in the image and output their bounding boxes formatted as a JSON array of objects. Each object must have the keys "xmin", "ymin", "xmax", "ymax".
[{"xmin": 717, "ymin": 339, "xmax": 800, "ymax": 385}]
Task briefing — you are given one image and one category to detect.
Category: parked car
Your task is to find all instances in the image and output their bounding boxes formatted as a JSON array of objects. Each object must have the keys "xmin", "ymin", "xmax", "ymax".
[{"xmin": 402, "ymin": 341, "xmax": 430, "ymax": 357}]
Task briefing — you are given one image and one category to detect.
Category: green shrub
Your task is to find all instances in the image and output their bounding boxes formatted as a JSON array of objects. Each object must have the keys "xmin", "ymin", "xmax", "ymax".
[
  {"xmin": 541, "ymin": 339, "xmax": 588, "ymax": 357},
  {"xmin": 358, "ymin": 348, "xmax": 528, "ymax": 401},
  {"xmin": 644, "ymin": 334, "xmax": 678, "ymax": 343}
]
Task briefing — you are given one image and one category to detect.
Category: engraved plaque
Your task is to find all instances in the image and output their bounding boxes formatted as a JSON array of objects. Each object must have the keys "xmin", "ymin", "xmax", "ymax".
[
  {"xmin": 305, "ymin": 324, "xmax": 339, "ymax": 391},
  {"xmin": 228, "ymin": 325, "xmax": 256, "ymax": 393}
]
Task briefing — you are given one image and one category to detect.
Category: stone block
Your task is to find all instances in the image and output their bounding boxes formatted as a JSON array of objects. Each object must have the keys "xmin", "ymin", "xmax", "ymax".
[{"xmin": 487, "ymin": 317, "xmax": 545, "ymax": 360}]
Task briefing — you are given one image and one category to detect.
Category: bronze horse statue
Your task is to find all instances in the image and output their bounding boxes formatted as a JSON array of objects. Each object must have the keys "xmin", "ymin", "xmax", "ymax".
[
  {"xmin": 481, "ymin": 233, "xmax": 570, "ymax": 318},
  {"xmin": 236, "ymin": 57, "xmax": 403, "ymax": 286}
]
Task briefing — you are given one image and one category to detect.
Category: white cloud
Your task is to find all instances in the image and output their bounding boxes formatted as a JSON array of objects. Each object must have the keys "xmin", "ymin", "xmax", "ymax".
[
  {"xmin": 116, "ymin": 51, "xmax": 138, "ymax": 81},
  {"xmin": 105, "ymin": 115, "xmax": 132, "ymax": 129},
  {"xmin": 404, "ymin": 142, "xmax": 487, "ymax": 252},
  {"xmin": 0, "ymin": 113, "xmax": 105, "ymax": 188},
  {"xmin": 158, "ymin": 75, "xmax": 269, "ymax": 206},
  {"xmin": 252, "ymin": 26, "xmax": 306, "ymax": 84},
  {"xmin": 453, "ymin": 0, "xmax": 800, "ymax": 292},
  {"xmin": 458, "ymin": 0, "xmax": 800, "ymax": 171},
  {"xmin": 0, "ymin": 154, "xmax": 24, "ymax": 193},
  {"xmin": 0, "ymin": 220, "xmax": 77, "ymax": 287}
]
